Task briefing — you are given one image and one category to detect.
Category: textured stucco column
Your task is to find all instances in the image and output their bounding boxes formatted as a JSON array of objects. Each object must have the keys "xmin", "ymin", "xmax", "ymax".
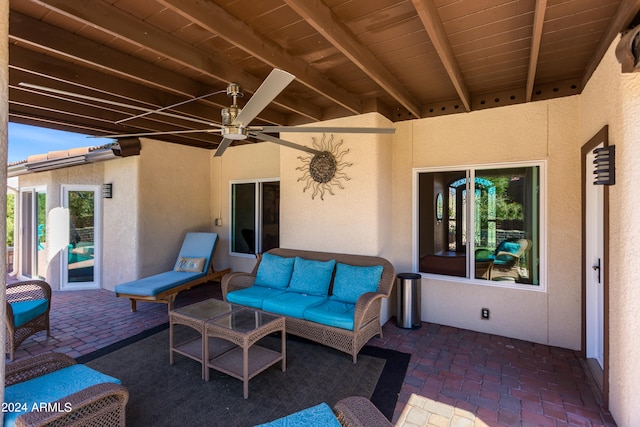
[{"xmin": 1, "ymin": 0, "xmax": 9, "ymax": 410}]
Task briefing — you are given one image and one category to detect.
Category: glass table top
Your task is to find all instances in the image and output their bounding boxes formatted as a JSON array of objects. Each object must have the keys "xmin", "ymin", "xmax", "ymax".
[{"xmin": 207, "ymin": 308, "xmax": 281, "ymax": 333}]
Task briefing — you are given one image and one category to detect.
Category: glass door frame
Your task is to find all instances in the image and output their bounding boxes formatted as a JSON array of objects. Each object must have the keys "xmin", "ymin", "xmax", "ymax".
[
  {"xmin": 18, "ymin": 186, "xmax": 47, "ymax": 280},
  {"xmin": 61, "ymin": 184, "xmax": 101, "ymax": 290}
]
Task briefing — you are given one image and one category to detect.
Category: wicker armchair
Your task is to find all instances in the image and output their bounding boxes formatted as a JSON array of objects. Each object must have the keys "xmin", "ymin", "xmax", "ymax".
[
  {"xmin": 5, "ymin": 280, "xmax": 52, "ymax": 361},
  {"xmin": 5, "ymin": 352, "xmax": 129, "ymax": 427}
]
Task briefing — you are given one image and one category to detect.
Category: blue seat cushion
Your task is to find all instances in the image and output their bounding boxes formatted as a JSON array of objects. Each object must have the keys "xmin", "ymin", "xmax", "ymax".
[
  {"xmin": 10, "ymin": 299, "xmax": 49, "ymax": 328},
  {"xmin": 261, "ymin": 292, "xmax": 327, "ymax": 319},
  {"xmin": 287, "ymin": 257, "xmax": 336, "ymax": 296},
  {"xmin": 4, "ymin": 365, "xmax": 121, "ymax": 427},
  {"xmin": 254, "ymin": 253, "xmax": 295, "ymax": 289},
  {"xmin": 331, "ymin": 263, "xmax": 383, "ymax": 304},
  {"xmin": 303, "ymin": 299, "xmax": 355, "ymax": 330},
  {"xmin": 254, "ymin": 402, "xmax": 342, "ymax": 427},
  {"xmin": 226, "ymin": 286, "xmax": 286, "ymax": 309},
  {"xmin": 115, "ymin": 271, "xmax": 204, "ymax": 296}
]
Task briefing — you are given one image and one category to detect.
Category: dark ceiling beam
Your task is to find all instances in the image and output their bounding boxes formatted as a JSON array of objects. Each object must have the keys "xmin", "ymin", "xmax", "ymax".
[
  {"xmin": 283, "ymin": 0, "xmax": 422, "ymax": 118},
  {"xmin": 9, "ymin": 46, "xmax": 224, "ymax": 128},
  {"xmin": 158, "ymin": 0, "xmax": 364, "ymax": 117},
  {"xmin": 581, "ymin": 0, "xmax": 640, "ymax": 89},
  {"xmin": 9, "ymin": 54, "xmax": 223, "ymax": 135},
  {"xmin": 9, "ymin": 11, "xmax": 260, "ymax": 125},
  {"xmin": 9, "ymin": 11, "xmax": 204, "ymax": 99},
  {"xmin": 411, "ymin": 0, "xmax": 471, "ymax": 112},
  {"xmin": 526, "ymin": 0, "xmax": 547, "ymax": 102},
  {"xmin": 9, "ymin": 84, "xmax": 220, "ymax": 148},
  {"xmin": 30, "ymin": 0, "xmax": 321, "ymax": 123}
]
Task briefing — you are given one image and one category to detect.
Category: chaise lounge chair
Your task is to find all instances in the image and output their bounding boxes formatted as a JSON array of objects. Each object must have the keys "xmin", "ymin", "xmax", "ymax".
[{"xmin": 115, "ymin": 232, "xmax": 230, "ymax": 312}]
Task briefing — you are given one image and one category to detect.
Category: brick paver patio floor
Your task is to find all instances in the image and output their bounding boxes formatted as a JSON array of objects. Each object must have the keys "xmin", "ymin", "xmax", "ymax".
[{"xmin": 4, "ymin": 279, "xmax": 615, "ymax": 426}]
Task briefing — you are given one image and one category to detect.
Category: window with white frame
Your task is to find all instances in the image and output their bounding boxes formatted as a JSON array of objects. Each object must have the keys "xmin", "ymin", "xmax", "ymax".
[
  {"xmin": 230, "ymin": 180, "xmax": 280, "ymax": 255},
  {"xmin": 416, "ymin": 163, "xmax": 543, "ymax": 287}
]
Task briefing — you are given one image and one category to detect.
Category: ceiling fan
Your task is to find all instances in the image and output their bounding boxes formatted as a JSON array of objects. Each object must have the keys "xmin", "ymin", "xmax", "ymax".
[{"xmin": 20, "ymin": 69, "xmax": 395, "ymax": 157}]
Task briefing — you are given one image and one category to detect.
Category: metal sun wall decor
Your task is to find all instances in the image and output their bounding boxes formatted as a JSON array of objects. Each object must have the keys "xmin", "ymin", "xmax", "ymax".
[{"xmin": 296, "ymin": 134, "xmax": 352, "ymax": 200}]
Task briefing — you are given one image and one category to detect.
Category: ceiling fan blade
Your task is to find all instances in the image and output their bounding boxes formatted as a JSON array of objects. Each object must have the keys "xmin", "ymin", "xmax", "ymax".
[
  {"xmin": 19, "ymin": 82, "xmax": 216, "ymax": 126},
  {"xmin": 252, "ymin": 126, "xmax": 396, "ymax": 134},
  {"xmin": 97, "ymin": 129, "xmax": 221, "ymax": 139},
  {"xmin": 213, "ymin": 138, "xmax": 234, "ymax": 157},
  {"xmin": 250, "ymin": 132, "xmax": 321, "ymax": 155},
  {"xmin": 116, "ymin": 89, "xmax": 226, "ymax": 124},
  {"xmin": 233, "ymin": 69, "xmax": 295, "ymax": 126}
]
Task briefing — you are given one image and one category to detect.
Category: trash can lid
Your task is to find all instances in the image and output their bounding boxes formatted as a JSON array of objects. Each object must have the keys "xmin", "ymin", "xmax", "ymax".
[{"xmin": 397, "ymin": 273, "xmax": 421, "ymax": 279}]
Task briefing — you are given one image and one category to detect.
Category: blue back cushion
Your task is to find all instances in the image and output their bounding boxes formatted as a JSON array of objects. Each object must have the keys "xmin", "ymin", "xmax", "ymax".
[
  {"xmin": 175, "ymin": 232, "xmax": 219, "ymax": 273},
  {"xmin": 331, "ymin": 263, "xmax": 383, "ymax": 304},
  {"xmin": 254, "ymin": 253, "xmax": 295, "ymax": 289},
  {"xmin": 498, "ymin": 241, "xmax": 520, "ymax": 255},
  {"xmin": 288, "ymin": 257, "xmax": 336, "ymax": 296}
]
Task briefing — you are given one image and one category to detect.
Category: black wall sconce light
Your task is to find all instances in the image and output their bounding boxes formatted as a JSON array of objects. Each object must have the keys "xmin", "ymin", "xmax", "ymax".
[
  {"xmin": 593, "ymin": 146, "xmax": 616, "ymax": 186},
  {"xmin": 102, "ymin": 183, "xmax": 113, "ymax": 198}
]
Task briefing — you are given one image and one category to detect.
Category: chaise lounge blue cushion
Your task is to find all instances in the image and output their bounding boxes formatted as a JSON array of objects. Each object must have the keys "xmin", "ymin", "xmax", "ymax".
[
  {"xmin": 115, "ymin": 232, "xmax": 218, "ymax": 297},
  {"xmin": 255, "ymin": 402, "xmax": 341, "ymax": 427},
  {"xmin": 115, "ymin": 271, "xmax": 205, "ymax": 296},
  {"xmin": 4, "ymin": 365, "xmax": 121, "ymax": 427},
  {"xmin": 10, "ymin": 299, "xmax": 49, "ymax": 328},
  {"xmin": 303, "ymin": 299, "xmax": 355, "ymax": 330},
  {"xmin": 226, "ymin": 285, "xmax": 286, "ymax": 309},
  {"xmin": 261, "ymin": 292, "xmax": 327, "ymax": 319}
]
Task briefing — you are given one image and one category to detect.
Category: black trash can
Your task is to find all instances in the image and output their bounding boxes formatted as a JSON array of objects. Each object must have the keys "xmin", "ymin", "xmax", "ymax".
[{"xmin": 396, "ymin": 273, "xmax": 422, "ymax": 329}]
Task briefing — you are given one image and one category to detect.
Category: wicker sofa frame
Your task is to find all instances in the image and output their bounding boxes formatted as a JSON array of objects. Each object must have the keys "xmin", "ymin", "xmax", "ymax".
[
  {"xmin": 221, "ymin": 248, "xmax": 396, "ymax": 363},
  {"xmin": 5, "ymin": 280, "xmax": 52, "ymax": 361},
  {"xmin": 5, "ymin": 352, "xmax": 129, "ymax": 427}
]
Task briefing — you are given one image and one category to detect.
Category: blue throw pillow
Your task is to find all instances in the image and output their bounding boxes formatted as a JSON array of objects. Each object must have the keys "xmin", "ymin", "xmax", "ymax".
[
  {"xmin": 288, "ymin": 257, "xmax": 336, "ymax": 296},
  {"xmin": 331, "ymin": 263, "xmax": 383, "ymax": 304},
  {"xmin": 254, "ymin": 253, "xmax": 295, "ymax": 289}
]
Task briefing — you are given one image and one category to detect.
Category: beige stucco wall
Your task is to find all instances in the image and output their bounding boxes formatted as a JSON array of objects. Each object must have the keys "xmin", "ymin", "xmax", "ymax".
[
  {"xmin": 102, "ymin": 156, "xmax": 139, "ymax": 291},
  {"xmin": 279, "ymin": 113, "xmax": 394, "ymax": 321},
  {"xmin": 580, "ymin": 36, "xmax": 640, "ymax": 427},
  {"xmin": 210, "ymin": 142, "xmax": 281, "ymax": 274},
  {"xmin": 136, "ymin": 139, "xmax": 212, "ymax": 278},
  {"xmin": 391, "ymin": 97, "xmax": 582, "ymax": 349}
]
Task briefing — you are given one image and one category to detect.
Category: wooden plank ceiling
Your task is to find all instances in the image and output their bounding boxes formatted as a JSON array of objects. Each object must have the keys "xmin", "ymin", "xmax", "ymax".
[{"xmin": 8, "ymin": 0, "xmax": 640, "ymax": 151}]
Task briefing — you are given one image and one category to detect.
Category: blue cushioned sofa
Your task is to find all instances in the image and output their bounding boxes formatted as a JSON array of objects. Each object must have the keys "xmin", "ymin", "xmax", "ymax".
[{"xmin": 222, "ymin": 248, "xmax": 395, "ymax": 363}]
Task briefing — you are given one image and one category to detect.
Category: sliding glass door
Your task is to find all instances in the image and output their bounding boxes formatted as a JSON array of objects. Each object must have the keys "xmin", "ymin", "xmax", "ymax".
[
  {"xmin": 62, "ymin": 185, "xmax": 101, "ymax": 289},
  {"xmin": 19, "ymin": 187, "xmax": 47, "ymax": 280}
]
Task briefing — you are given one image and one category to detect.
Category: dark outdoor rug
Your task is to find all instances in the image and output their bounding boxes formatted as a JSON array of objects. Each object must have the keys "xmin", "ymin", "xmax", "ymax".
[{"xmin": 77, "ymin": 324, "xmax": 409, "ymax": 427}]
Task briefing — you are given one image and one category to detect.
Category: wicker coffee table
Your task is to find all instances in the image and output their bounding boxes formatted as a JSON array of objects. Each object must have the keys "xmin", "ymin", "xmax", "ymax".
[
  {"xmin": 204, "ymin": 308, "xmax": 286, "ymax": 399},
  {"xmin": 169, "ymin": 298, "xmax": 241, "ymax": 379}
]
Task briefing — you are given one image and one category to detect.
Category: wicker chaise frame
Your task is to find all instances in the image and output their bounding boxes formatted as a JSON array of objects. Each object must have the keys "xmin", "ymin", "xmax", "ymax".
[
  {"xmin": 5, "ymin": 352, "xmax": 129, "ymax": 427},
  {"xmin": 333, "ymin": 396, "xmax": 392, "ymax": 427},
  {"xmin": 222, "ymin": 248, "xmax": 395, "ymax": 363},
  {"xmin": 5, "ymin": 280, "xmax": 52, "ymax": 361}
]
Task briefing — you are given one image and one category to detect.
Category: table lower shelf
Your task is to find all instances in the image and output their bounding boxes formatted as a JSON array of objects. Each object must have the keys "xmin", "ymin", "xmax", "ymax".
[
  {"xmin": 207, "ymin": 344, "xmax": 284, "ymax": 381},
  {"xmin": 172, "ymin": 337, "xmax": 235, "ymax": 369}
]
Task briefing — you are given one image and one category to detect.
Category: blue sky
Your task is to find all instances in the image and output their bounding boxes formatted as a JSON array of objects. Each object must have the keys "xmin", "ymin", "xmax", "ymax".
[{"xmin": 8, "ymin": 122, "xmax": 114, "ymax": 163}]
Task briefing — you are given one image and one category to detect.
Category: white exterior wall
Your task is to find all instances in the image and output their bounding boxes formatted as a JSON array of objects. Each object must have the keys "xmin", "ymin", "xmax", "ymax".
[{"xmin": 580, "ymin": 37, "xmax": 640, "ymax": 427}]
